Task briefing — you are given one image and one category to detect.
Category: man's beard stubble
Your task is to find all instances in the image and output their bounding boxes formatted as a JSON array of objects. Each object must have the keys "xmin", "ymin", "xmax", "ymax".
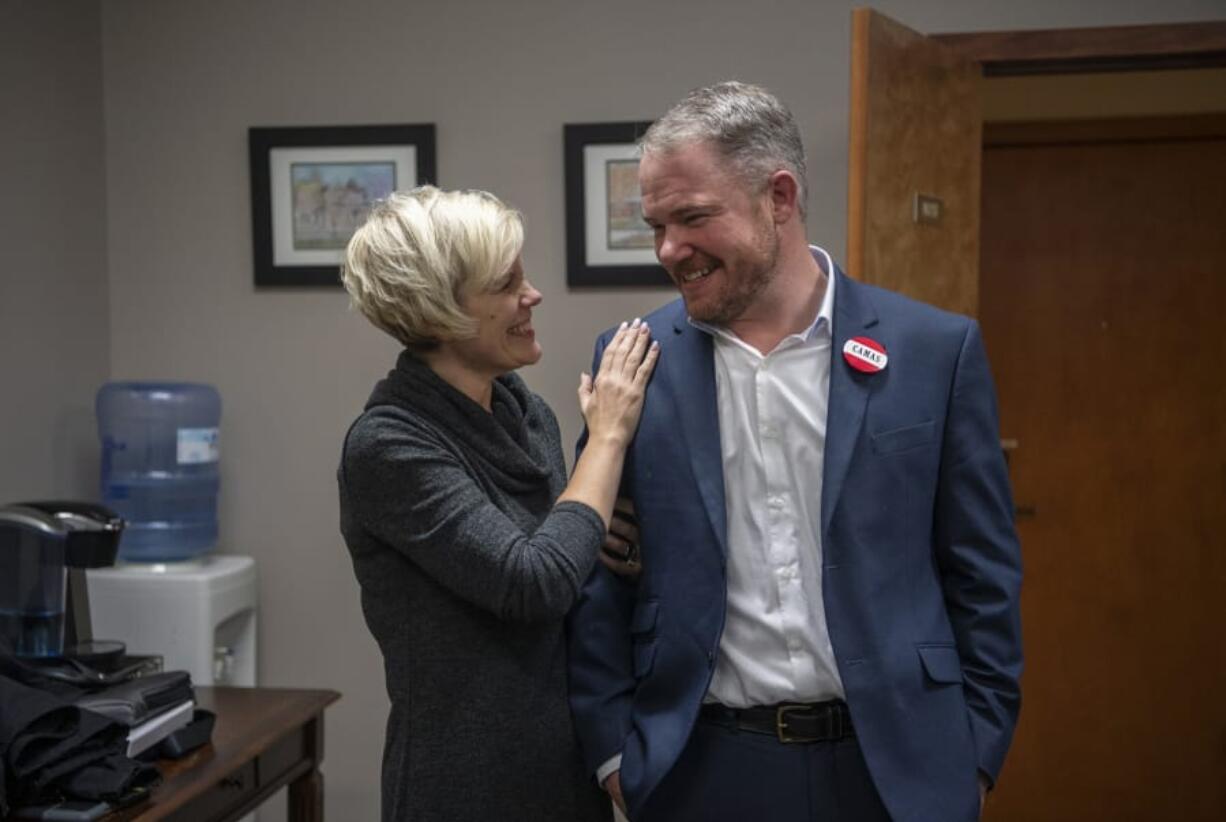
[{"xmin": 688, "ymin": 215, "xmax": 781, "ymax": 326}]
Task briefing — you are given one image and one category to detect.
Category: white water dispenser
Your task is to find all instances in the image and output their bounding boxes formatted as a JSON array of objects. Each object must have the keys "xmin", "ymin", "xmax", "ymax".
[{"xmin": 86, "ymin": 555, "xmax": 257, "ymax": 686}]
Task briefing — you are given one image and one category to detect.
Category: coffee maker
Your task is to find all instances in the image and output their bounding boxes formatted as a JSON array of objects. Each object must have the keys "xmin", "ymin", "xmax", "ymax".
[{"xmin": 0, "ymin": 501, "xmax": 125, "ymax": 664}]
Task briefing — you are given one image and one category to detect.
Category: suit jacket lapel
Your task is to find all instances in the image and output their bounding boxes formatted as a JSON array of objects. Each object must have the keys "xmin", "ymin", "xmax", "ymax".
[
  {"xmin": 822, "ymin": 269, "xmax": 879, "ymax": 537},
  {"xmin": 665, "ymin": 314, "xmax": 728, "ymax": 558}
]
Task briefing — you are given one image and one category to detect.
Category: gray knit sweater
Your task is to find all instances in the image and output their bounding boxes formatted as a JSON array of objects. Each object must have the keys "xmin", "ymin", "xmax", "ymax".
[{"xmin": 338, "ymin": 351, "xmax": 612, "ymax": 822}]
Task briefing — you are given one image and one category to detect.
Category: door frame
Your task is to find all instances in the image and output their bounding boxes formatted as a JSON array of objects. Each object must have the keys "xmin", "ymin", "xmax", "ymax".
[{"xmin": 933, "ymin": 21, "xmax": 1226, "ymax": 75}]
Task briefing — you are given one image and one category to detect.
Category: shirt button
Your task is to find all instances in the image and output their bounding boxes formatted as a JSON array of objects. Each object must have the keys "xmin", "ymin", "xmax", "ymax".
[
  {"xmin": 761, "ymin": 423, "xmax": 779, "ymax": 438},
  {"xmin": 769, "ymin": 495, "xmax": 784, "ymax": 510}
]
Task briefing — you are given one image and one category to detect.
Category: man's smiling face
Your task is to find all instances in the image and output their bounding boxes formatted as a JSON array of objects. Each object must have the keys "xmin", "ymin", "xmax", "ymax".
[{"xmin": 639, "ymin": 140, "xmax": 780, "ymax": 325}]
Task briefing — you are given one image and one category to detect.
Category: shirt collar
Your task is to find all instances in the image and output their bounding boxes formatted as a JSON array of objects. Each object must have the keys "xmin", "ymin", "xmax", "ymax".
[{"xmin": 689, "ymin": 245, "xmax": 835, "ymax": 344}]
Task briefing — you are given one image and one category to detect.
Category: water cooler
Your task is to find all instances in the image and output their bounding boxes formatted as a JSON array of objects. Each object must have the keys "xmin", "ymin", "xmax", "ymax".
[
  {"xmin": 87, "ymin": 556, "xmax": 257, "ymax": 686},
  {"xmin": 86, "ymin": 382, "xmax": 257, "ymax": 687}
]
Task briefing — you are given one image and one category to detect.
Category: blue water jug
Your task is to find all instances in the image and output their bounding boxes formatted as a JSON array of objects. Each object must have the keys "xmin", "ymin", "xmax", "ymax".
[{"xmin": 96, "ymin": 382, "xmax": 221, "ymax": 561}]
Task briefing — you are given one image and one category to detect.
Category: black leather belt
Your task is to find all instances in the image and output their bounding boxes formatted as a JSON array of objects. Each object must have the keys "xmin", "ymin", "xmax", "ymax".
[{"xmin": 699, "ymin": 700, "xmax": 854, "ymax": 743}]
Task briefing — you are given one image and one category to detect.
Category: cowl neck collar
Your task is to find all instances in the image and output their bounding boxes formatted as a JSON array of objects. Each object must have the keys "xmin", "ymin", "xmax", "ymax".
[{"xmin": 366, "ymin": 350, "xmax": 552, "ymax": 491}]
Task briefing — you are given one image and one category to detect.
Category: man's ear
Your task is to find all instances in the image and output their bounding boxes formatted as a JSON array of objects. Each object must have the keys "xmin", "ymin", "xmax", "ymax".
[{"xmin": 766, "ymin": 169, "xmax": 801, "ymax": 224}]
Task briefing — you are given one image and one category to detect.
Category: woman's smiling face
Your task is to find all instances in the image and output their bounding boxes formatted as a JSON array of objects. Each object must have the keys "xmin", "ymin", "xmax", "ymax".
[{"xmin": 449, "ymin": 256, "xmax": 543, "ymax": 378}]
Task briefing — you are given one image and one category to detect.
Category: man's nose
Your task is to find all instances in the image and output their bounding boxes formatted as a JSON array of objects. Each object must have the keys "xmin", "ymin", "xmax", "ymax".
[{"xmin": 656, "ymin": 227, "xmax": 691, "ymax": 266}]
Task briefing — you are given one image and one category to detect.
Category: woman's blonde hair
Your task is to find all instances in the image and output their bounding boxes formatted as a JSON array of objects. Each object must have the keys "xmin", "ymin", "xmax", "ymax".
[{"xmin": 342, "ymin": 186, "xmax": 524, "ymax": 350}]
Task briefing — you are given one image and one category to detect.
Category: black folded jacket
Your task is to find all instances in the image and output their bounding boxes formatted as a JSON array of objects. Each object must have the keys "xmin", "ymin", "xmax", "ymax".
[{"xmin": 0, "ymin": 671, "xmax": 159, "ymax": 816}]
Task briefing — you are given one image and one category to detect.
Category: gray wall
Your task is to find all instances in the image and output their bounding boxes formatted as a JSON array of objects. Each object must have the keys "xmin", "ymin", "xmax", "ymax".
[
  {"xmin": 6, "ymin": 0, "xmax": 1222, "ymax": 818},
  {"xmin": 0, "ymin": 0, "xmax": 109, "ymax": 503}
]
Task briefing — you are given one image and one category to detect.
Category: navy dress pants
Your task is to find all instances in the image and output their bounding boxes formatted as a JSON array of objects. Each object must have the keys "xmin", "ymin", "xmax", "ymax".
[{"xmin": 637, "ymin": 717, "xmax": 892, "ymax": 822}]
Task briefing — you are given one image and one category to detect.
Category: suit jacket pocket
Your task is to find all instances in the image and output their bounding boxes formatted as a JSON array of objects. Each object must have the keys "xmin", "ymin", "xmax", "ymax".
[
  {"xmin": 872, "ymin": 420, "xmax": 935, "ymax": 455},
  {"xmin": 631, "ymin": 600, "xmax": 659, "ymax": 679},
  {"xmin": 917, "ymin": 644, "xmax": 964, "ymax": 684},
  {"xmin": 634, "ymin": 642, "xmax": 657, "ymax": 678},
  {"xmin": 630, "ymin": 599, "xmax": 659, "ymax": 636}
]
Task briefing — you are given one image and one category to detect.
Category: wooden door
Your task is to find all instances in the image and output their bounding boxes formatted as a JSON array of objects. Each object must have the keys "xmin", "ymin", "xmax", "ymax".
[
  {"xmin": 849, "ymin": 9, "xmax": 1226, "ymax": 820},
  {"xmin": 978, "ymin": 116, "xmax": 1226, "ymax": 821},
  {"xmin": 847, "ymin": 8, "xmax": 981, "ymax": 315}
]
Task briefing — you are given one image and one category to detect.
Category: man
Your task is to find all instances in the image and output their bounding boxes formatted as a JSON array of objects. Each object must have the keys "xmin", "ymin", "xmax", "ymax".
[{"xmin": 567, "ymin": 81, "xmax": 1022, "ymax": 822}]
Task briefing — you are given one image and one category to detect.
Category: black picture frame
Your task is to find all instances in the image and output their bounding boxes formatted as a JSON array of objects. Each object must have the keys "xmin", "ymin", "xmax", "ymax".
[
  {"xmin": 564, "ymin": 121, "xmax": 671, "ymax": 288},
  {"xmin": 249, "ymin": 124, "xmax": 436, "ymax": 287}
]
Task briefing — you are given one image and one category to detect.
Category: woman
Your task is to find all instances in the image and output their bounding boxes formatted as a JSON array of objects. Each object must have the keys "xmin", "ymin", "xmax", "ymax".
[{"xmin": 337, "ymin": 185, "xmax": 656, "ymax": 821}]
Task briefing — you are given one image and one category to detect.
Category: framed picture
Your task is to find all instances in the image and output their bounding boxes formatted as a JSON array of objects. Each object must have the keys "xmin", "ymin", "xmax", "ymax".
[
  {"xmin": 249, "ymin": 124, "xmax": 436, "ymax": 287},
  {"xmin": 564, "ymin": 121, "xmax": 671, "ymax": 287}
]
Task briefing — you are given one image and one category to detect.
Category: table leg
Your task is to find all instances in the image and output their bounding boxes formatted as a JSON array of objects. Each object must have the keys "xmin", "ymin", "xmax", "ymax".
[
  {"xmin": 287, "ymin": 714, "xmax": 325, "ymax": 822},
  {"xmin": 287, "ymin": 768, "xmax": 323, "ymax": 822}
]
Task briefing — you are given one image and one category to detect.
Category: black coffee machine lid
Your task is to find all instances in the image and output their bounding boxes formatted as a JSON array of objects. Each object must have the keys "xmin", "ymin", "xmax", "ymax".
[
  {"xmin": 0, "ymin": 504, "xmax": 68, "ymax": 534},
  {"xmin": 0, "ymin": 501, "xmax": 124, "ymax": 568}
]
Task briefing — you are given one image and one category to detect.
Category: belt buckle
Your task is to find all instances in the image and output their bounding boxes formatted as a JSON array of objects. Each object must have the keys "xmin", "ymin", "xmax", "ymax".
[{"xmin": 775, "ymin": 704, "xmax": 814, "ymax": 743}]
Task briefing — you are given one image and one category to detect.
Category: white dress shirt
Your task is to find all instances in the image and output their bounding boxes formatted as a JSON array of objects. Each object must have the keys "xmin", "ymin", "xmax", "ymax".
[
  {"xmin": 696, "ymin": 246, "xmax": 844, "ymax": 707},
  {"xmin": 597, "ymin": 247, "xmax": 842, "ymax": 785}
]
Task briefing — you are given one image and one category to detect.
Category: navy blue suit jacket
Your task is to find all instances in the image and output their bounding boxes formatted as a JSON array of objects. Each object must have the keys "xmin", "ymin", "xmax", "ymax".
[{"xmin": 567, "ymin": 269, "xmax": 1023, "ymax": 822}]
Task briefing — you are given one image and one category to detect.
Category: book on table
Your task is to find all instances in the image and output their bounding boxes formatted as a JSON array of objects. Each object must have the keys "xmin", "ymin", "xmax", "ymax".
[{"xmin": 125, "ymin": 698, "xmax": 195, "ymax": 757}]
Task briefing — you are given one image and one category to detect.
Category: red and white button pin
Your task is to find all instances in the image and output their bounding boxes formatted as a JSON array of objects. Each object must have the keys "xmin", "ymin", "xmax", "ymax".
[{"xmin": 842, "ymin": 336, "xmax": 888, "ymax": 374}]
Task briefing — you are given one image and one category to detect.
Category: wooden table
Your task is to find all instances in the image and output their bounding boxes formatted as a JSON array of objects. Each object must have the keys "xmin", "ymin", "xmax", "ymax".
[{"xmin": 108, "ymin": 686, "xmax": 340, "ymax": 822}]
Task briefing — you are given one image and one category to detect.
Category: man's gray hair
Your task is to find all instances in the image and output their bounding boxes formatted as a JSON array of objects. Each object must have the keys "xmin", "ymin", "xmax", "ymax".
[{"xmin": 640, "ymin": 81, "xmax": 808, "ymax": 219}]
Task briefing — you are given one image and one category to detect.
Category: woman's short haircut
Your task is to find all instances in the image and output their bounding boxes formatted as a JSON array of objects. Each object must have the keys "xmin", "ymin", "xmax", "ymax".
[
  {"xmin": 342, "ymin": 186, "xmax": 524, "ymax": 350},
  {"xmin": 640, "ymin": 80, "xmax": 808, "ymax": 220}
]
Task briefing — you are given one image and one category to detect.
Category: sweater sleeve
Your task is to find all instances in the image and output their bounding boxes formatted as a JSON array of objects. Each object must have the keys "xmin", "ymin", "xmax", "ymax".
[{"xmin": 340, "ymin": 412, "xmax": 606, "ymax": 622}]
